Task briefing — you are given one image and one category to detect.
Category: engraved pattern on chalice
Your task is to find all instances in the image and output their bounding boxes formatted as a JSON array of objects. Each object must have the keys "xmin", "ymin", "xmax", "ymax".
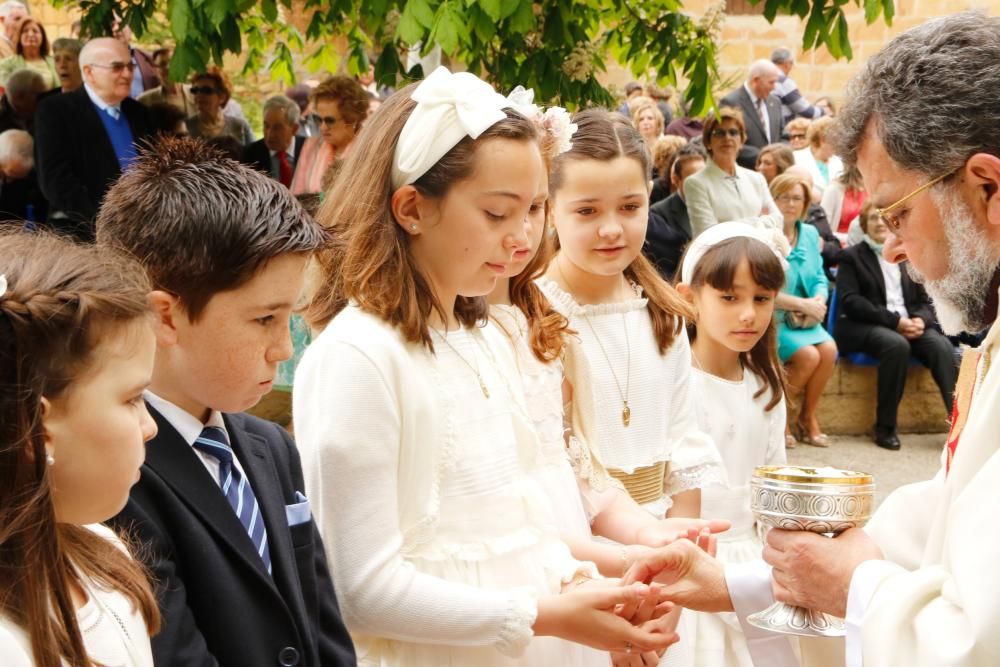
[{"xmin": 748, "ymin": 465, "xmax": 875, "ymax": 638}]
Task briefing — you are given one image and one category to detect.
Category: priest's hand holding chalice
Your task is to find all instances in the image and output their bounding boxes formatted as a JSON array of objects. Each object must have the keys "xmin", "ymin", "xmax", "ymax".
[
  {"xmin": 747, "ymin": 465, "xmax": 875, "ymax": 636},
  {"xmin": 621, "ymin": 465, "xmax": 883, "ymax": 640}
]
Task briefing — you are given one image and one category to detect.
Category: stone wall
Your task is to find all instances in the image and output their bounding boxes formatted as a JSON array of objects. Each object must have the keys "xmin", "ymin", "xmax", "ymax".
[
  {"xmin": 28, "ymin": 1, "xmax": 78, "ymax": 39},
  {"xmin": 817, "ymin": 362, "xmax": 950, "ymax": 435},
  {"xmin": 605, "ymin": 0, "xmax": 1000, "ymax": 107}
]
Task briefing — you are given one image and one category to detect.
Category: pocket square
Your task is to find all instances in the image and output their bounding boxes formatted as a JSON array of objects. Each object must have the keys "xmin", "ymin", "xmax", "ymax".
[{"xmin": 285, "ymin": 491, "xmax": 312, "ymax": 526}]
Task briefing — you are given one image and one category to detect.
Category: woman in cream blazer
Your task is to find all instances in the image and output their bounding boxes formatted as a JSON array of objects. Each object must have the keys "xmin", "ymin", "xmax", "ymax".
[{"xmin": 684, "ymin": 107, "xmax": 783, "ymax": 237}]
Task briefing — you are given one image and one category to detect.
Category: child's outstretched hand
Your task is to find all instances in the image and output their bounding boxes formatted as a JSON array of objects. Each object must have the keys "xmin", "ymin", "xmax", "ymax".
[
  {"xmin": 635, "ymin": 517, "xmax": 730, "ymax": 547},
  {"xmin": 534, "ymin": 582, "xmax": 678, "ymax": 654}
]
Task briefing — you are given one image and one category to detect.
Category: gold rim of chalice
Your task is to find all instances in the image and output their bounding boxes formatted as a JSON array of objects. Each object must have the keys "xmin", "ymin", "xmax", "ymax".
[{"xmin": 753, "ymin": 465, "xmax": 873, "ymax": 486}]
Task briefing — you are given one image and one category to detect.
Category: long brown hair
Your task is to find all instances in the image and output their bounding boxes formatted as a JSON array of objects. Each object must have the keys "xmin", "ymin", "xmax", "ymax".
[
  {"xmin": 507, "ymin": 208, "xmax": 573, "ymax": 363},
  {"xmin": 549, "ymin": 109, "xmax": 694, "ymax": 354},
  {"xmin": 0, "ymin": 230, "xmax": 160, "ymax": 667},
  {"xmin": 308, "ymin": 82, "xmax": 539, "ymax": 349},
  {"xmin": 684, "ymin": 237, "xmax": 787, "ymax": 411}
]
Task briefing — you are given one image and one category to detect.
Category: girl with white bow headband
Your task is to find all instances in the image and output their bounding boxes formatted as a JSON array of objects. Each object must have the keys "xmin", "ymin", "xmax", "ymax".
[{"xmin": 293, "ymin": 68, "xmax": 678, "ymax": 667}]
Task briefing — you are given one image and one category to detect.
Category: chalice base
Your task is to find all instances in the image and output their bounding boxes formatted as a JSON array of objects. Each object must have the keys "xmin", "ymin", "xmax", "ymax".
[{"xmin": 746, "ymin": 602, "xmax": 845, "ymax": 638}]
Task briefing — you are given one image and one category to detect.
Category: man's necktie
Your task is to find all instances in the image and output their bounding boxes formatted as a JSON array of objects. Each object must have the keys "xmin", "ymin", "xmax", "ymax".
[
  {"xmin": 757, "ymin": 98, "xmax": 770, "ymax": 142},
  {"xmin": 193, "ymin": 426, "xmax": 272, "ymax": 574},
  {"xmin": 277, "ymin": 151, "xmax": 293, "ymax": 188}
]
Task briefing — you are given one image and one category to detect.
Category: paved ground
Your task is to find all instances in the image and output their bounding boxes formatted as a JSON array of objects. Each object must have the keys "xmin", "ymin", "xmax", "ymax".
[{"xmin": 787, "ymin": 432, "xmax": 945, "ymax": 508}]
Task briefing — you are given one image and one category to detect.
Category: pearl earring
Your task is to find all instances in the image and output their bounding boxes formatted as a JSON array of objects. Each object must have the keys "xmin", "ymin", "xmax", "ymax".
[
  {"xmin": 410, "ymin": 224, "xmax": 417, "ymax": 232},
  {"xmin": 45, "ymin": 453, "xmax": 55, "ymax": 466}
]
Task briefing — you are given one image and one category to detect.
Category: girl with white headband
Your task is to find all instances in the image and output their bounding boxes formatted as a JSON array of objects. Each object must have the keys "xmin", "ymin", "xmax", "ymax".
[
  {"xmin": 540, "ymin": 109, "xmax": 727, "ymax": 666},
  {"xmin": 488, "ymin": 94, "xmax": 729, "ymax": 667},
  {"xmin": 293, "ymin": 68, "xmax": 677, "ymax": 667},
  {"xmin": 674, "ymin": 223, "xmax": 797, "ymax": 666}
]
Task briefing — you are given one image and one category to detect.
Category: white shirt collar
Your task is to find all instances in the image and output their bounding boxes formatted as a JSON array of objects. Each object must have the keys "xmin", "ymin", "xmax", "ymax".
[
  {"xmin": 743, "ymin": 82, "xmax": 764, "ymax": 106},
  {"xmin": 268, "ymin": 141, "xmax": 297, "ymax": 160},
  {"xmin": 145, "ymin": 390, "xmax": 229, "ymax": 447},
  {"xmin": 84, "ymin": 83, "xmax": 122, "ymax": 113}
]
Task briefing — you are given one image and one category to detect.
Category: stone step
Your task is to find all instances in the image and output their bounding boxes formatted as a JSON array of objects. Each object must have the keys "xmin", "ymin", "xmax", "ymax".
[{"xmin": 816, "ymin": 362, "xmax": 949, "ymax": 435}]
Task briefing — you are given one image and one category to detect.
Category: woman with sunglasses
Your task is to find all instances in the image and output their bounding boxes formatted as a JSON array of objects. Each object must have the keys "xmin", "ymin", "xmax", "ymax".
[
  {"xmin": 290, "ymin": 75, "xmax": 368, "ymax": 195},
  {"xmin": 185, "ymin": 67, "xmax": 254, "ymax": 145},
  {"xmin": 0, "ymin": 17, "xmax": 57, "ymax": 89},
  {"xmin": 684, "ymin": 107, "xmax": 783, "ymax": 237}
]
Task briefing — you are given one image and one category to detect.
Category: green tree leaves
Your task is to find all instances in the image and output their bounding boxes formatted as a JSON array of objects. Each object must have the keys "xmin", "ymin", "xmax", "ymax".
[{"xmin": 59, "ymin": 0, "xmax": 895, "ymax": 109}]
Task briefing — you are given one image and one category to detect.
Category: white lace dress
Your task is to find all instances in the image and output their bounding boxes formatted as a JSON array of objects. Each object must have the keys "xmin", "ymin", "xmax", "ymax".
[
  {"xmin": 539, "ymin": 279, "xmax": 727, "ymax": 517},
  {"xmin": 490, "ymin": 305, "xmax": 593, "ymax": 542},
  {"xmin": 294, "ymin": 307, "xmax": 599, "ymax": 667},
  {"xmin": 540, "ymin": 280, "xmax": 727, "ymax": 667},
  {"xmin": 687, "ymin": 367, "xmax": 792, "ymax": 667}
]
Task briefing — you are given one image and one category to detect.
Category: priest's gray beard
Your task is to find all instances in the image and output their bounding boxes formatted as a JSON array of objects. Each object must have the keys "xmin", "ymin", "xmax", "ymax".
[{"xmin": 905, "ymin": 186, "xmax": 997, "ymax": 335}]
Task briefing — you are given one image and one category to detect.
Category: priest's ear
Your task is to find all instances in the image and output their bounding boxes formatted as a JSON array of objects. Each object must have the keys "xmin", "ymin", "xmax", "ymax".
[{"xmin": 963, "ymin": 153, "xmax": 1000, "ymax": 236}]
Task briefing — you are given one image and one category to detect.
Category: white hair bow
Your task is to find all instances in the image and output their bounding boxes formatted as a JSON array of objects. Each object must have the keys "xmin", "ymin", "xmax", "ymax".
[
  {"xmin": 391, "ymin": 67, "xmax": 511, "ymax": 189},
  {"xmin": 680, "ymin": 222, "xmax": 790, "ymax": 285}
]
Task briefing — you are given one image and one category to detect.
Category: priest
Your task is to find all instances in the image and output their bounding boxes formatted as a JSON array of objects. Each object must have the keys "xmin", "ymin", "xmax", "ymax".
[{"xmin": 625, "ymin": 12, "xmax": 1000, "ymax": 667}]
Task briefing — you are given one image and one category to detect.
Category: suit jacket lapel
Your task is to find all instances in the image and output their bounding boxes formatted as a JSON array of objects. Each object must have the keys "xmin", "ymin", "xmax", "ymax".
[
  {"xmin": 224, "ymin": 415, "xmax": 302, "ymax": 605},
  {"xmin": 859, "ymin": 245, "xmax": 887, "ymax": 304},
  {"xmin": 766, "ymin": 96, "xmax": 781, "ymax": 139},
  {"xmin": 73, "ymin": 89, "xmax": 120, "ymax": 175},
  {"xmin": 143, "ymin": 406, "xmax": 276, "ymax": 585},
  {"xmin": 293, "ymin": 135, "xmax": 306, "ymax": 169},
  {"xmin": 738, "ymin": 88, "xmax": 766, "ymax": 135}
]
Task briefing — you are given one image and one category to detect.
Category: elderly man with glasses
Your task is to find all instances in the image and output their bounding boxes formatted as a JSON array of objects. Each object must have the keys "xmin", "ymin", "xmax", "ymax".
[
  {"xmin": 620, "ymin": 12, "xmax": 1000, "ymax": 667},
  {"xmin": 34, "ymin": 36, "xmax": 150, "ymax": 241}
]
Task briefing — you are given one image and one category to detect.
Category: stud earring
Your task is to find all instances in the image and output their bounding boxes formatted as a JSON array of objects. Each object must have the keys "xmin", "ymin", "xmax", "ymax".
[
  {"xmin": 45, "ymin": 452, "xmax": 55, "ymax": 466},
  {"xmin": 409, "ymin": 224, "xmax": 417, "ymax": 232}
]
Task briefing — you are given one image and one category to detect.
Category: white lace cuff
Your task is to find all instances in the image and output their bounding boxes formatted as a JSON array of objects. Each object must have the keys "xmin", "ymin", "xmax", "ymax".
[
  {"xmin": 666, "ymin": 460, "xmax": 728, "ymax": 496},
  {"xmin": 494, "ymin": 589, "xmax": 538, "ymax": 657},
  {"xmin": 567, "ymin": 435, "xmax": 624, "ymax": 494}
]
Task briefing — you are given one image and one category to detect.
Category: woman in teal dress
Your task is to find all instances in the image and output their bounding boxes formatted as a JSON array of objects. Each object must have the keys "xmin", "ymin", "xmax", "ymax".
[{"xmin": 771, "ymin": 173, "xmax": 838, "ymax": 448}]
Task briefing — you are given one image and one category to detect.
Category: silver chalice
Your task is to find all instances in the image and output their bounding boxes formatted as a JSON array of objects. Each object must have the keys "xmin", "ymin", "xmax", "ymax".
[{"xmin": 747, "ymin": 465, "xmax": 875, "ymax": 637}]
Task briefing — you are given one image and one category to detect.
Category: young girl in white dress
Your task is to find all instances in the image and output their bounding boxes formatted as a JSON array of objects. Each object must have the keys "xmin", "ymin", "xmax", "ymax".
[
  {"xmin": 674, "ymin": 223, "xmax": 797, "ymax": 667},
  {"xmin": 487, "ymin": 99, "xmax": 728, "ymax": 666},
  {"xmin": 539, "ymin": 109, "xmax": 727, "ymax": 666},
  {"xmin": 293, "ymin": 68, "xmax": 675, "ymax": 667},
  {"xmin": 0, "ymin": 232, "xmax": 160, "ymax": 667}
]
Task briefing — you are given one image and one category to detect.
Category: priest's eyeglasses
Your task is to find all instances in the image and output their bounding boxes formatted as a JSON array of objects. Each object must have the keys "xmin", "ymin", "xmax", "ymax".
[{"xmin": 875, "ymin": 167, "xmax": 959, "ymax": 231}]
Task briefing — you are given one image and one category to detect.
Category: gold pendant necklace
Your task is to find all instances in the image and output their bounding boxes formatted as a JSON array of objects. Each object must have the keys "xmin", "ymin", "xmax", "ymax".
[
  {"xmin": 555, "ymin": 259, "xmax": 632, "ymax": 426},
  {"xmin": 582, "ymin": 313, "xmax": 632, "ymax": 427},
  {"xmin": 431, "ymin": 327, "xmax": 490, "ymax": 398}
]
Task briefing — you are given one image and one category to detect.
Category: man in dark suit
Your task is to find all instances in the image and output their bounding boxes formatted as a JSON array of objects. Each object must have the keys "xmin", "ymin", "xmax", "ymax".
[
  {"xmin": 243, "ymin": 94, "xmax": 305, "ymax": 188},
  {"xmin": 645, "ymin": 144, "xmax": 706, "ymax": 280},
  {"xmin": 99, "ymin": 138, "xmax": 356, "ymax": 667},
  {"xmin": 34, "ymin": 37, "xmax": 151, "ymax": 241},
  {"xmin": 833, "ymin": 209, "xmax": 957, "ymax": 450},
  {"xmin": 719, "ymin": 59, "xmax": 783, "ymax": 150}
]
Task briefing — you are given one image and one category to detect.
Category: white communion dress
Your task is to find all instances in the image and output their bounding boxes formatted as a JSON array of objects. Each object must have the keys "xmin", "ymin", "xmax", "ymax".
[
  {"xmin": 540, "ymin": 279, "xmax": 727, "ymax": 667},
  {"xmin": 687, "ymin": 365, "xmax": 795, "ymax": 666},
  {"xmin": 294, "ymin": 306, "xmax": 603, "ymax": 667},
  {"xmin": 490, "ymin": 304, "xmax": 593, "ymax": 541}
]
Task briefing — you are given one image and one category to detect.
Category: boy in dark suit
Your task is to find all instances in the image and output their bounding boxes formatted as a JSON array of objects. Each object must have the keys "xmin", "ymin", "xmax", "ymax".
[{"xmin": 97, "ymin": 136, "xmax": 356, "ymax": 667}]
